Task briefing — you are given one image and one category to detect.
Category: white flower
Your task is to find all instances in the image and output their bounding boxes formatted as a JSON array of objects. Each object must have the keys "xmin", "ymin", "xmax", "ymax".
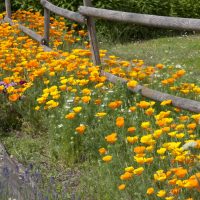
[
  {"xmin": 182, "ymin": 141, "xmax": 197, "ymax": 150},
  {"xmin": 58, "ymin": 124, "xmax": 63, "ymax": 128},
  {"xmin": 175, "ymin": 64, "xmax": 183, "ymax": 69},
  {"xmin": 66, "ymin": 99, "xmax": 73, "ymax": 103}
]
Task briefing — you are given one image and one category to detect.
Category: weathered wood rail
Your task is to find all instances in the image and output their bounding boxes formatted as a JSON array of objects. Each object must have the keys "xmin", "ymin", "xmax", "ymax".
[
  {"xmin": 4, "ymin": 16, "xmax": 43, "ymax": 43},
  {"xmin": 40, "ymin": 0, "xmax": 85, "ymax": 24},
  {"xmin": 101, "ymin": 71, "xmax": 200, "ymax": 113},
  {"xmin": 3, "ymin": 12, "xmax": 52, "ymax": 52},
  {"xmin": 2, "ymin": 0, "xmax": 200, "ymax": 113},
  {"xmin": 78, "ymin": 6, "xmax": 200, "ymax": 31}
]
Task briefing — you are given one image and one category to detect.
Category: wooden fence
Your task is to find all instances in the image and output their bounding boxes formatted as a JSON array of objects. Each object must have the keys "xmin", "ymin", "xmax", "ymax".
[{"xmin": 3, "ymin": 0, "xmax": 200, "ymax": 113}]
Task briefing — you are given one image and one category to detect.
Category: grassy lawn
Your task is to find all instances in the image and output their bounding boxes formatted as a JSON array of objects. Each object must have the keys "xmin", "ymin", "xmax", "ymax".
[{"xmin": 102, "ymin": 34, "xmax": 200, "ymax": 78}]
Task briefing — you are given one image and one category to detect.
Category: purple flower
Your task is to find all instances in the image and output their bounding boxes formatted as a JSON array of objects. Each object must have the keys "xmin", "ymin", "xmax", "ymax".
[
  {"xmin": 19, "ymin": 80, "xmax": 27, "ymax": 85},
  {"xmin": 0, "ymin": 81, "xmax": 5, "ymax": 85},
  {"xmin": 7, "ymin": 82, "xmax": 17, "ymax": 87},
  {"xmin": 2, "ymin": 166, "xmax": 9, "ymax": 177}
]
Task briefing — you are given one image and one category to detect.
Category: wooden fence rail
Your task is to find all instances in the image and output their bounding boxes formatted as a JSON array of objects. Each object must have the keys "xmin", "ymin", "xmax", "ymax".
[
  {"xmin": 3, "ymin": 17, "xmax": 52, "ymax": 52},
  {"xmin": 3, "ymin": 0, "xmax": 200, "ymax": 113},
  {"xmin": 79, "ymin": 6, "xmax": 200, "ymax": 31},
  {"xmin": 40, "ymin": 0, "xmax": 85, "ymax": 24},
  {"xmin": 4, "ymin": 16, "xmax": 43, "ymax": 43},
  {"xmin": 101, "ymin": 71, "xmax": 200, "ymax": 113}
]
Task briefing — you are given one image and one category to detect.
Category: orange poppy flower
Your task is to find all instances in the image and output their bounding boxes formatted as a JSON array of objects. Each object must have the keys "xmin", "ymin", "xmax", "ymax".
[{"xmin": 9, "ymin": 93, "xmax": 20, "ymax": 102}]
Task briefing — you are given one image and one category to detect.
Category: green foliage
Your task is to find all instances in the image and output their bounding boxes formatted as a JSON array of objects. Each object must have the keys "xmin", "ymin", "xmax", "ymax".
[
  {"xmin": 12, "ymin": 0, "xmax": 200, "ymax": 18},
  {"xmin": 0, "ymin": 100, "xmax": 22, "ymax": 133},
  {"xmin": 0, "ymin": 1, "xmax": 5, "ymax": 12},
  {"xmin": 12, "ymin": 0, "xmax": 83, "ymax": 11},
  {"xmin": 11, "ymin": 0, "xmax": 200, "ymax": 42},
  {"xmin": 12, "ymin": 0, "xmax": 42, "ymax": 11},
  {"xmin": 93, "ymin": 0, "xmax": 200, "ymax": 42}
]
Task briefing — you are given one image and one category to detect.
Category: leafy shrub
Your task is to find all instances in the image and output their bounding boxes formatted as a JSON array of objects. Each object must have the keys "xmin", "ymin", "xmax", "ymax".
[{"xmin": 10, "ymin": 0, "xmax": 200, "ymax": 42}]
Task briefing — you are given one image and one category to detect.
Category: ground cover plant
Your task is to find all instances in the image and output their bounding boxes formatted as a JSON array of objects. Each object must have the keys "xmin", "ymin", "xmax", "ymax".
[{"xmin": 0, "ymin": 10, "xmax": 200, "ymax": 199}]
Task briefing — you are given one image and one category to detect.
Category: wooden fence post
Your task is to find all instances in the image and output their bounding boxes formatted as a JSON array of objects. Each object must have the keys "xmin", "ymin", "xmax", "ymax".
[
  {"xmin": 43, "ymin": 8, "xmax": 50, "ymax": 46},
  {"xmin": 5, "ymin": 0, "xmax": 11, "ymax": 18},
  {"xmin": 83, "ymin": 0, "xmax": 101, "ymax": 66}
]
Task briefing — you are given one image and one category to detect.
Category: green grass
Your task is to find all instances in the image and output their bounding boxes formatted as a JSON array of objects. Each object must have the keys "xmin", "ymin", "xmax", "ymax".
[{"xmin": 101, "ymin": 34, "xmax": 200, "ymax": 78}]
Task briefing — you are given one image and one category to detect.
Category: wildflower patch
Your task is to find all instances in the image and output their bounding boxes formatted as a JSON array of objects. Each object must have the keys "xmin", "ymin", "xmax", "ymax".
[{"xmin": 0, "ymin": 10, "xmax": 199, "ymax": 199}]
